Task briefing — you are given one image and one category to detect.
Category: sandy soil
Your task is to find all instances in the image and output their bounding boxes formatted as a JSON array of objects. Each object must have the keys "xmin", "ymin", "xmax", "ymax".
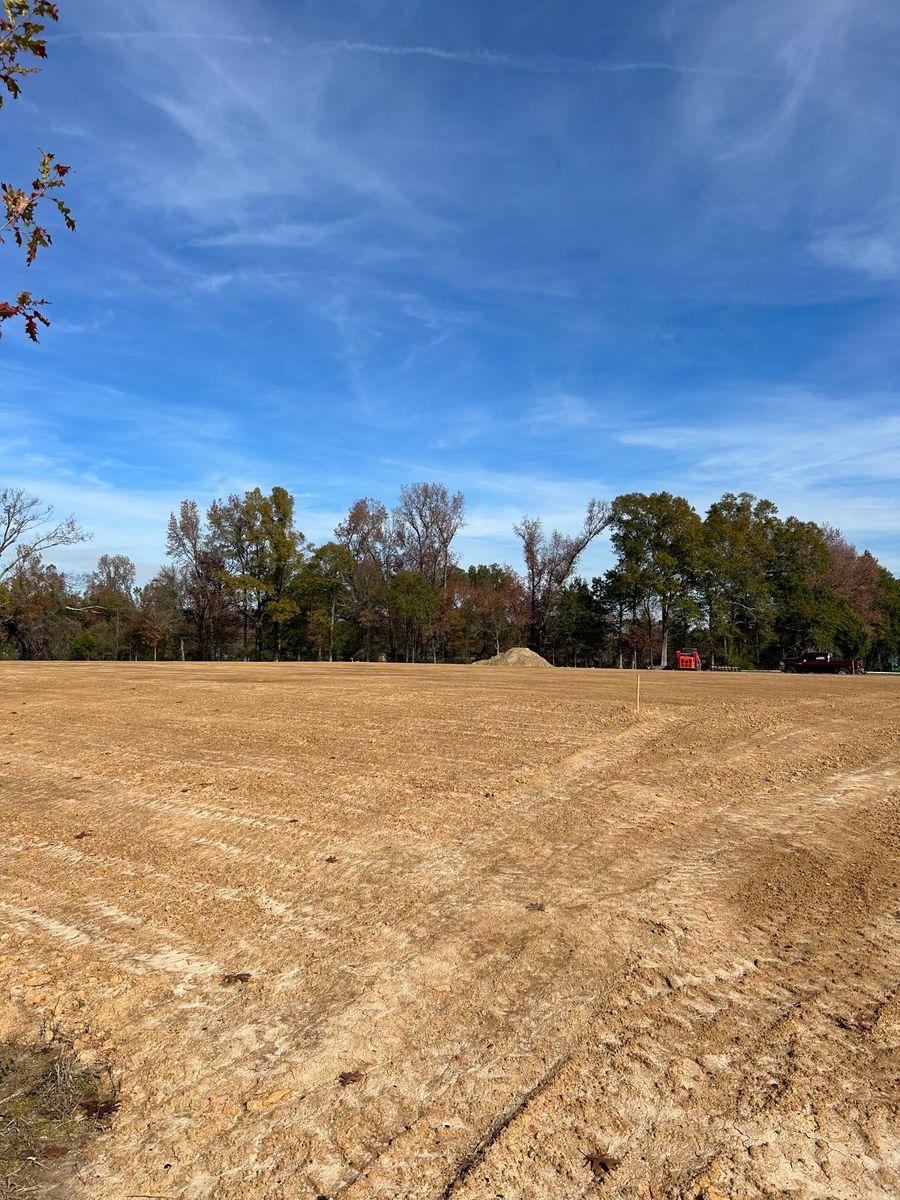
[{"xmin": 1, "ymin": 663, "xmax": 898, "ymax": 1200}]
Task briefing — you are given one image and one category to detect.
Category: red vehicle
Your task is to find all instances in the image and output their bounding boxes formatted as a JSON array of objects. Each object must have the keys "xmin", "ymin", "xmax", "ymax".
[
  {"xmin": 780, "ymin": 651, "xmax": 863, "ymax": 675},
  {"xmin": 674, "ymin": 647, "xmax": 702, "ymax": 671}
]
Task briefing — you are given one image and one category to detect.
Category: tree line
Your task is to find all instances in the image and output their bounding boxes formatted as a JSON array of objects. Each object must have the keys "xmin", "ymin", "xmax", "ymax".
[{"xmin": 1, "ymin": 482, "xmax": 898, "ymax": 669}]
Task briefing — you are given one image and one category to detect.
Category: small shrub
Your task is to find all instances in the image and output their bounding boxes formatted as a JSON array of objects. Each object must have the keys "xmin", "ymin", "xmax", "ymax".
[
  {"xmin": 68, "ymin": 633, "xmax": 99, "ymax": 661},
  {"xmin": 0, "ymin": 1037, "xmax": 117, "ymax": 1198}
]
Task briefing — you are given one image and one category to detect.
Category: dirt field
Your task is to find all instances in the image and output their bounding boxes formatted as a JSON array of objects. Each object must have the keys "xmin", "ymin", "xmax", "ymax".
[{"xmin": 1, "ymin": 663, "xmax": 898, "ymax": 1200}]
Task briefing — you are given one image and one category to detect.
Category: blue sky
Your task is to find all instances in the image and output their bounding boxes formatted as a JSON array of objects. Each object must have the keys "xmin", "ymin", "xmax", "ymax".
[{"xmin": 2, "ymin": 0, "xmax": 900, "ymax": 581}]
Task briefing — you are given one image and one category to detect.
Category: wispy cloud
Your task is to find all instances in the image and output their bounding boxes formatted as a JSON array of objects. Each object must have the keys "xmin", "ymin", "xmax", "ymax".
[
  {"xmin": 6, "ymin": 0, "xmax": 899, "ymax": 581},
  {"xmin": 660, "ymin": 0, "xmax": 900, "ymax": 293},
  {"xmin": 811, "ymin": 223, "xmax": 900, "ymax": 281},
  {"xmin": 617, "ymin": 393, "xmax": 900, "ymax": 491},
  {"xmin": 195, "ymin": 219, "xmax": 360, "ymax": 250},
  {"xmin": 522, "ymin": 394, "xmax": 607, "ymax": 432}
]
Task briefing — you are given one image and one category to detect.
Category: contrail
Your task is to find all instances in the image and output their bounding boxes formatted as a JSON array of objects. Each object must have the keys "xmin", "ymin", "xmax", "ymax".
[
  {"xmin": 53, "ymin": 32, "xmax": 272, "ymax": 45},
  {"xmin": 54, "ymin": 32, "xmax": 757, "ymax": 79},
  {"xmin": 311, "ymin": 40, "xmax": 758, "ymax": 78}
]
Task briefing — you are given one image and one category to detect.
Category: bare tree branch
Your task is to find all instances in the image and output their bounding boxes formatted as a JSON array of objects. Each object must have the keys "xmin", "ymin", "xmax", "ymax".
[{"xmin": 0, "ymin": 486, "xmax": 90, "ymax": 579}]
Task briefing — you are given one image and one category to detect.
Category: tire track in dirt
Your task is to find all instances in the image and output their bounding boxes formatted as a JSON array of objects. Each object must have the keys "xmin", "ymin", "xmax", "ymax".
[
  {"xmin": 3, "ymin": 835, "xmax": 297, "ymax": 921},
  {"xmin": 1, "ymin": 665, "xmax": 897, "ymax": 1200},
  {"xmin": 430, "ymin": 760, "xmax": 900, "ymax": 1200},
  {"xmin": 0, "ymin": 895, "xmax": 223, "ymax": 980},
  {"xmin": 325, "ymin": 750, "xmax": 899, "ymax": 1199}
]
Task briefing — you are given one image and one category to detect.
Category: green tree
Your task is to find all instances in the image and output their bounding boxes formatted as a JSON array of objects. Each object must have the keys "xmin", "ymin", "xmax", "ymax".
[
  {"xmin": 552, "ymin": 577, "xmax": 607, "ymax": 666},
  {"xmin": 83, "ymin": 553, "xmax": 138, "ymax": 659},
  {"xmin": 769, "ymin": 516, "xmax": 831, "ymax": 659},
  {"xmin": 597, "ymin": 567, "xmax": 632, "ymax": 669},
  {"xmin": 304, "ymin": 541, "xmax": 354, "ymax": 662},
  {"xmin": 461, "ymin": 564, "xmax": 527, "ymax": 659},
  {"xmin": 207, "ymin": 493, "xmax": 256, "ymax": 659},
  {"xmin": 871, "ymin": 568, "xmax": 900, "ymax": 668},
  {"xmin": 610, "ymin": 492, "xmax": 702, "ymax": 667},
  {"xmin": 700, "ymin": 493, "xmax": 779, "ymax": 667},
  {"xmin": 388, "ymin": 570, "xmax": 441, "ymax": 662},
  {"xmin": 245, "ymin": 487, "xmax": 305, "ymax": 661},
  {"xmin": 68, "ymin": 630, "xmax": 98, "ymax": 660}
]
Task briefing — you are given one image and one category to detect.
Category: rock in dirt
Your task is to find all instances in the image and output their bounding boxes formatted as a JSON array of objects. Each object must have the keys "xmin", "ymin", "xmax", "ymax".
[{"xmin": 246, "ymin": 1087, "xmax": 292, "ymax": 1113}]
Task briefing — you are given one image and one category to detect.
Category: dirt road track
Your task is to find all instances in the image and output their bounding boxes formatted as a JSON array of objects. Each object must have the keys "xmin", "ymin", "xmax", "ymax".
[{"xmin": 1, "ymin": 664, "xmax": 898, "ymax": 1199}]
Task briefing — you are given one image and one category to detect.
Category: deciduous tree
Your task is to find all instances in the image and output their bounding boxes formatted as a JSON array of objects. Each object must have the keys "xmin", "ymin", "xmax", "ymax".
[
  {"xmin": 610, "ymin": 492, "xmax": 702, "ymax": 667},
  {"xmin": 0, "ymin": 486, "xmax": 89, "ymax": 579},
  {"xmin": 700, "ymin": 493, "xmax": 778, "ymax": 666},
  {"xmin": 304, "ymin": 542, "xmax": 355, "ymax": 662},
  {"xmin": 0, "ymin": 552, "xmax": 76, "ymax": 657},
  {"xmin": 461, "ymin": 563, "xmax": 527, "ymax": 658},
  {"xmin": 514, "ymin": 499, "xmax": 611, "ymax": 652},
  {"xmin": 166, "ymin": 500, "xmax": 229, "ymax": 660},
  {"xmin": 394, "ymin": 482, "xmax": 465, "ymax": 590},
  {"xmin": 336, "ymin": 497, "xmax": 398, "ymax": 659},
  {"xmin": 1, "ymin": 1, "xmax": 75, "ymax": 340}
]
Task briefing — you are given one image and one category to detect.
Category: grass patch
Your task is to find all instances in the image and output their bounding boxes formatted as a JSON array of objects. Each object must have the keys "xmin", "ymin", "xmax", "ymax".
[{"xmin": 0, "ymin": 1037, "xmax": 117, "ymax": 1198}]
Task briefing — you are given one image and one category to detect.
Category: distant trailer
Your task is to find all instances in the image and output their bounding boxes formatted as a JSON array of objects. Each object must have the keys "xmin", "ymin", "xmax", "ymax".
[{"xmin": 674, "ymin": 650, "xmax": 741, "ymax": 672}]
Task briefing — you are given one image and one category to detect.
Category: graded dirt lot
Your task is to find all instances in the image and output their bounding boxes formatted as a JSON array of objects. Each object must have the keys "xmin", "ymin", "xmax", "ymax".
[{"xmin": 1, "ymin": 663, "xmax": 898, "ymax": 1200}]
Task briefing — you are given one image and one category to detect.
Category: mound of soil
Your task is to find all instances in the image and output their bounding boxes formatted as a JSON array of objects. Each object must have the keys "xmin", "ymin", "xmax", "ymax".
[{"xmin": 474, "ymin": 646, "xmax": 553, "ymax": 668}]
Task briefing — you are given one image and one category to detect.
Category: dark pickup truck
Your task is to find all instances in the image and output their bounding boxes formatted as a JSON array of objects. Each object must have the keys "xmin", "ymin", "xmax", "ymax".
[{"xmin": 781, "ymin": 651, "xmax": 864, "ymax": 675}]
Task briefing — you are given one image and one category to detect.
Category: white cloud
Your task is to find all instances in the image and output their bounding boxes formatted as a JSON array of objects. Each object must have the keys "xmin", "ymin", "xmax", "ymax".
[
  {"xmin": 611, "ymin": 389, "xmax": 900, "ymax": 566},
  {"xmin": 521, "ymin": 394, "xmax": 613, "ymax": 432},
  {"xmin": 196, "ymin": 219, "xmax": 360, "ymax": 250},
  {"xmin": 6, "ymin": 0, "xmax": 899, "ymax": 584},
  {"xmin": 617, "ymin": 403, "xmax": 900, "ymax": 486},
  {"xmin": 811, "ymin": 224, "xmax": 900, "ymax": 281}
]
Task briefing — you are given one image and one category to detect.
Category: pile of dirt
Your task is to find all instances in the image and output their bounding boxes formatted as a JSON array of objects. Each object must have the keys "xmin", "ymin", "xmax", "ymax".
[{"xmin": 474, "ymin": 646, "xmax": 553, "ymax": 668}]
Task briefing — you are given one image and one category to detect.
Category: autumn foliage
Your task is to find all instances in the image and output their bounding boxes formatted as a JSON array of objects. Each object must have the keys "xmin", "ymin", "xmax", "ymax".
[
  {"xmin": 1, "ymin": 0, "xmax": 74, "ymax": 340},
  {"xmin": 1, "ymin": 481, "xmax": 899, "ymax": 669}
]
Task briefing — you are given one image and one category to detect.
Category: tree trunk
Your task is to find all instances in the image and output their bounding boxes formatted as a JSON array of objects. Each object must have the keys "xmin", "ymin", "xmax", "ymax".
[
  {"xmin": 646, "ymin": 605, "xmax": 654, "ymax": 668},
  {"xmin": 660, "ymin": 604, "xmax": 669, "ymax": 669}
]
